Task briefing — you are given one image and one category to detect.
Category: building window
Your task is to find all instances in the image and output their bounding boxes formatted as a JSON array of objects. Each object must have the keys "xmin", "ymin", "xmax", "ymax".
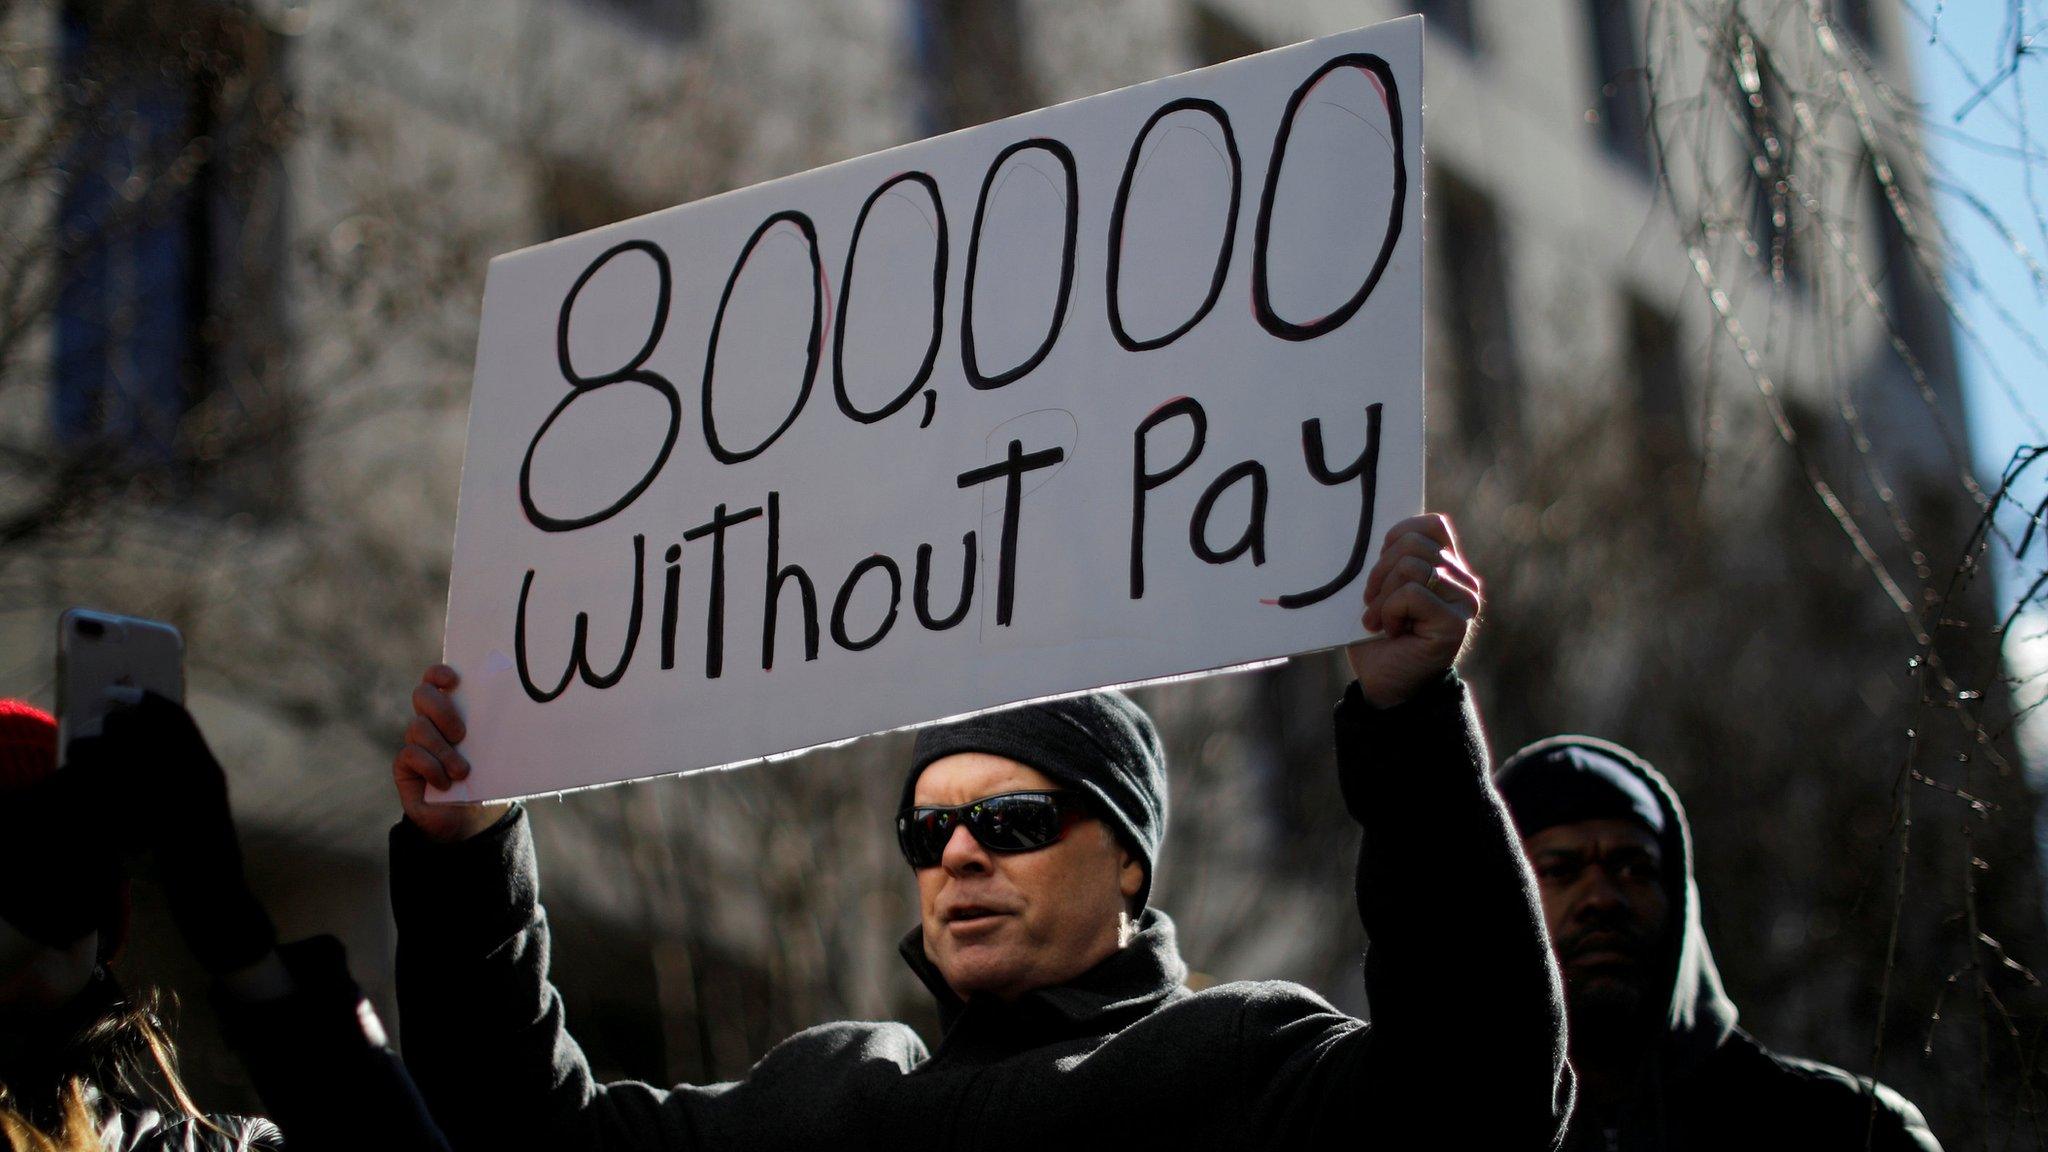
[
  {"xmin": 1411, "ymin": 0, "xmax": 1478, "ymax": 53},
  {"xmin": 1429, "ymin": 169, "xmax": 1521, "ymax": 444},
  {"xmin": 1730, "ymin": 27, "xmax": 1806, "ymax": 291},
  {"xmin": 1627, "ymin": 297, "xmax": 1688, "ymax": 456},
  {"xmin": 1584, "ymin": 0, "xmax": 1651, "ymax": 174},
  {"xmin": 1866, "ymin": 160, "xmax": 1943, "ymax": 367},
  {"xmin": 575, "ymin": 0, "xmax": 701, "ymax": 43},
  {"xmin": 912, "ymin": 0, "xmax": 1036, "ymax": 134},
  {"xmin": 53, "ymin": 2, "xmax": 291, "ymax": 502},
  {"xmin": 1829, "ymin": 0, "xmax": 1874, "ymax": 48},
  {"xmin": 54, "ymin": 6, "xmax": 197, "ymax": 459},
  {"xmin": 1188, "ymin": 3, "xmax": 1263, "ymax": 68},
  {"xmin": 1249, "ymin": 654, "xmax": 1352, "ymax": 875},
  {"xmin": 543, "ymin": 160, "xmax": 649, "ymax": 243}
]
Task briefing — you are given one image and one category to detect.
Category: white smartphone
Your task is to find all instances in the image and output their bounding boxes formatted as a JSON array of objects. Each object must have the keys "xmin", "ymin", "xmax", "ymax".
[{"xmin": 56, "ymin": 608, "xmax": 185, "ymax": 766}]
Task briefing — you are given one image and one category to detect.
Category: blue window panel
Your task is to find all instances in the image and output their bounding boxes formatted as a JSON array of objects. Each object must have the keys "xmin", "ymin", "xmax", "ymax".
[
  {"xmin": 909, "ymin": 0, "xmax": 944, "ymax": 138},
  {"xmin": 1413, "ymin": 0, "xmax": 1478, "ymax": 52},
  {"xmin": 53, "ymin": 6, "xmax": 196, "ymax": 461},
  {"xmin": 906, "ymin": 0, "xmax": 1033, "ymax": 134},
  {"xmin": 1585, "ymin": 0, "xmax": 1651, "ymax": 173}
]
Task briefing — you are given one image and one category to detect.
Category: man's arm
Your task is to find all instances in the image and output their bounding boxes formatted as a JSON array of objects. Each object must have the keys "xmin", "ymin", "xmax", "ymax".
[
  {"xmin": 390, "ymin": 799, "xmax": 934, "ymax": 1151},
  {"xmin": 1242, "ymin": 515, "xmax": 1570, "ymax": 1147},
  {"xmin": 390, "ymin": 804, "xmax": 727, "ymax": 1150},
  {"xmin": 389, "ymin": 666, "xmax": 725, "ymax": 1150},
  {"xmin": 1336, "ymin": 671, "xmax": 1571, "ymax": 1146},
  {"xmin": 214, "ymin": 936, "xmax": 452, "ymax": 1152}
]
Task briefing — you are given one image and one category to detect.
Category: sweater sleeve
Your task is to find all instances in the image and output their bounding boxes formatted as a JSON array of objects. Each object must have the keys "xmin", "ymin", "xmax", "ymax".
[
  {"xmin": 389, "ymin": 807, "xmax": 727, "ymax": 1151},
  {"xmin": 213, "ymin": 935, "xmax": 451, "ymax": 1152},
  {"xmin": 1253, "ymin": 673, "xmax": 1572, "ymax": 1147}
]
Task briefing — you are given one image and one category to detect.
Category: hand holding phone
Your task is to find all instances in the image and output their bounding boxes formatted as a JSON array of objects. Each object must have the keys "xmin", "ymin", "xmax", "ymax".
[{"xmin": 65, "ymin": 694, "xmax": 278, "ymax": 974}]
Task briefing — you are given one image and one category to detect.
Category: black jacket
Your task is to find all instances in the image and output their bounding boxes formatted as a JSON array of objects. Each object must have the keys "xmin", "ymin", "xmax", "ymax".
[
  {"xmin": 390, "ymin": 674, "xmax": 1571, "ymax": 1149},
  {"xmin": 93, "ymin": 1101, "xmax": 280, "ymax": 1152},
  {"xmin": 212, "ymin": 935, "xmax": 453, "ymax": 1152},
  {"xmin": 1505, "ymin": 740, "xmax": 1940, "ymax": 1152}
]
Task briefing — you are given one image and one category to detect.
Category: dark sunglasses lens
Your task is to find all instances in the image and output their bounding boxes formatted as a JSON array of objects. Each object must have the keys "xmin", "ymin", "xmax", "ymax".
[
  {"xmin": 970, "ymin": 794, "xmax": 1064, "ymax": 852},
  {"xmin": 900, "ymin": 794, "xmax": 1072, "ymax": 865},
  {"xmin": 899, "ymin": 808, "xmax": 953, "ymax": 867}
]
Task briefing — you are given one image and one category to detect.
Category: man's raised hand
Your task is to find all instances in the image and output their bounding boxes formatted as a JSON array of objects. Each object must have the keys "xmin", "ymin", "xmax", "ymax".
[
  {"xmin": 1345, "ymin": 513, "xmax": 1482, "ymax": 708},
  {"xmin": 393, "ymin": 664, "xmax": 510, "ymax": 843}
]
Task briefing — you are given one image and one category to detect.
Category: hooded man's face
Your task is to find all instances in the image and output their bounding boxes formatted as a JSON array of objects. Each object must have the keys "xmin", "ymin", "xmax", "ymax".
[
  {"xmin": 1526, "ymin": 818, "xmax": 1671, "ymax": 1031},
  {"xmin": 912, "ymin": 753, "xmax": 1144, "ymax": 1002}
]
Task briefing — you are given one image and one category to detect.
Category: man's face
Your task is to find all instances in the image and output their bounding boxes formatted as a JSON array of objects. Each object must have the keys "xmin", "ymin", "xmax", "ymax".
[
  {"xmin": 1526, "ymin": 818, "xmax": 1671, "ymax": 1026},
  {"xmin": 913, "ymin": 753, "xmax": 1143, "ymax": 1001}
]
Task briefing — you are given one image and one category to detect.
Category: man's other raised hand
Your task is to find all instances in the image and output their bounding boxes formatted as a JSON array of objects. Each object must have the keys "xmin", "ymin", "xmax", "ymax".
[{"xmin": 1345, "ymin": 513, "xmax": 1482, "ymax": 708}]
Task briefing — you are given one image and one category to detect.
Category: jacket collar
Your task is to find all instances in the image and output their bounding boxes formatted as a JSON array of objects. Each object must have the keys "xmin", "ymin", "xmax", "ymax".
[{"xmin": 899, "ymin": 907, "xmax": 1190, "ymax": 1043}]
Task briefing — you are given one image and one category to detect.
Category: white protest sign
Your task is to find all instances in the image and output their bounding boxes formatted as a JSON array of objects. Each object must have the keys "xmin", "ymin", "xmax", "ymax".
[{"xmin": 439, "ymin": 17, "xmax": 1423, "ymax": 801}]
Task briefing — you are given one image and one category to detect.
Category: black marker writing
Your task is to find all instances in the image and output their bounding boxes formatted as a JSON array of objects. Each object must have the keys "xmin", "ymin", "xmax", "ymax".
[
  {"xmin": 703, "ymin": 211, "xmax": 824, "ymax": 465},
  {"xmin": 831, "ymin": 555, "xmax": 903, "ymax": 652},
  {"xmin": 762, "ymin": 491, "xmax": 820, "ymax": 670},
  {"xmin": 661, "ymin": 543, "xmax": 682, "ymax": 670},
  {"xmin": 1106, "ymin": 98, "xmax": 1241, "ymax": 352},
  {"xmin": 961, "ymin": 139, "xmax": 1079, "ymax": 390},
  {"xmin": 1189, "ymin": 459, "xmax": 1268, "ymax": 566},
  {"xmin": 1129, "ymin": 397, "xmax": 1208, "ymax": 599},
  {"xmin": 914, "ymin": 533, "xmax": 976, "ymax": 630},
  {"xmin": 1276, "ymin": 403, "xmax": 1382, "ymax": 609},
  {"xmin": 681, "ymin": 502, "xmax": 764, "ymax": 678},
  {"xmin": 1252, "ymin": 53, "xmax": 1406, "ymax": 342},
  {"xmin": 956, "ymin": 438, "xmax": 1066, "ymax": 626},
  {"xmin": 521, "ymin": 242, "xmax": 681, "ymax": 532},
  {"xmin": 515, "ymin": 534, "xmax": 647, "ymax": 702},
  {"xmin": 835, "ymin": 172, "xmax": 947, "ymax": 424}
]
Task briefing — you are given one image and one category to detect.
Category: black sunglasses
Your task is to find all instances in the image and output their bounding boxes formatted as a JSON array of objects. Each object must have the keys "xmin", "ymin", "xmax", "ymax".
[{"xmin": 896, "ymin": 790, "xmax": 1089, "ymax": 868}]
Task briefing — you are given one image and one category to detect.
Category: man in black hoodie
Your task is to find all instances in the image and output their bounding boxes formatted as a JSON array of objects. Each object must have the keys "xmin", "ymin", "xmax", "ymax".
[
  {"xmin": 1495, "ymin": 736, "xmax": 1941, "ymax": 1151},
  {"xmin": 386, "ymin": 513, "xmax": 1571, "ymax": 1149}
]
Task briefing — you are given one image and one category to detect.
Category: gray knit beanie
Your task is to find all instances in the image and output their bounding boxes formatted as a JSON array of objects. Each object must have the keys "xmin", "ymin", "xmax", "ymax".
[{"xmin": 904, "ymin": 691, "xmax": 1168, "ymax": 911}]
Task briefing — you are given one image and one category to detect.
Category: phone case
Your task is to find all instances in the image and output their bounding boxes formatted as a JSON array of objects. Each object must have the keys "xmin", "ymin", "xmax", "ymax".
[{"xmin": 56, "ymin": 608, "xmax": 185, "ymax": 765}]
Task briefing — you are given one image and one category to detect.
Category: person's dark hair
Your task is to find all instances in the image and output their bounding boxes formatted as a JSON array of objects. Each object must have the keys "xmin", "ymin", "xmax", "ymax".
[{"xmin": 0, "ymin": 979, "xmax": 208, "ymax": 1152}]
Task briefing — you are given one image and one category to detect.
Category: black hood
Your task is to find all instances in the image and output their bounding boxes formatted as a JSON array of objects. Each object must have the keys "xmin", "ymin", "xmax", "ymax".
[{"xmin": 1496, "ymin": 736, "xmax": 1738, "ymax": 1075}]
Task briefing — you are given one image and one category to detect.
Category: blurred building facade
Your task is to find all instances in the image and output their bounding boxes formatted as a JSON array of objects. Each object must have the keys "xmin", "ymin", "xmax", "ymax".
[{"xmin": 0, "ymin": 0, "xmax": 2035, "ymax": 1142}]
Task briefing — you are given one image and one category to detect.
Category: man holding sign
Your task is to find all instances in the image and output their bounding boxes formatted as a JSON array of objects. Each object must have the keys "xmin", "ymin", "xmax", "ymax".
[{"xmin": 387, "ymin": 513, "xmax": 1572, "ymax": 1149}]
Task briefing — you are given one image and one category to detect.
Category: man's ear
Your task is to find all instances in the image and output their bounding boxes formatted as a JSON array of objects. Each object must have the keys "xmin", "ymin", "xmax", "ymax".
[
  {"xmin": 1101, "ymin": 825, "xmax": 1144, "ymax": 908},
  {"xmin": 1118, "ymin": 852, "xmax": 1144, "ymax": 901}
]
